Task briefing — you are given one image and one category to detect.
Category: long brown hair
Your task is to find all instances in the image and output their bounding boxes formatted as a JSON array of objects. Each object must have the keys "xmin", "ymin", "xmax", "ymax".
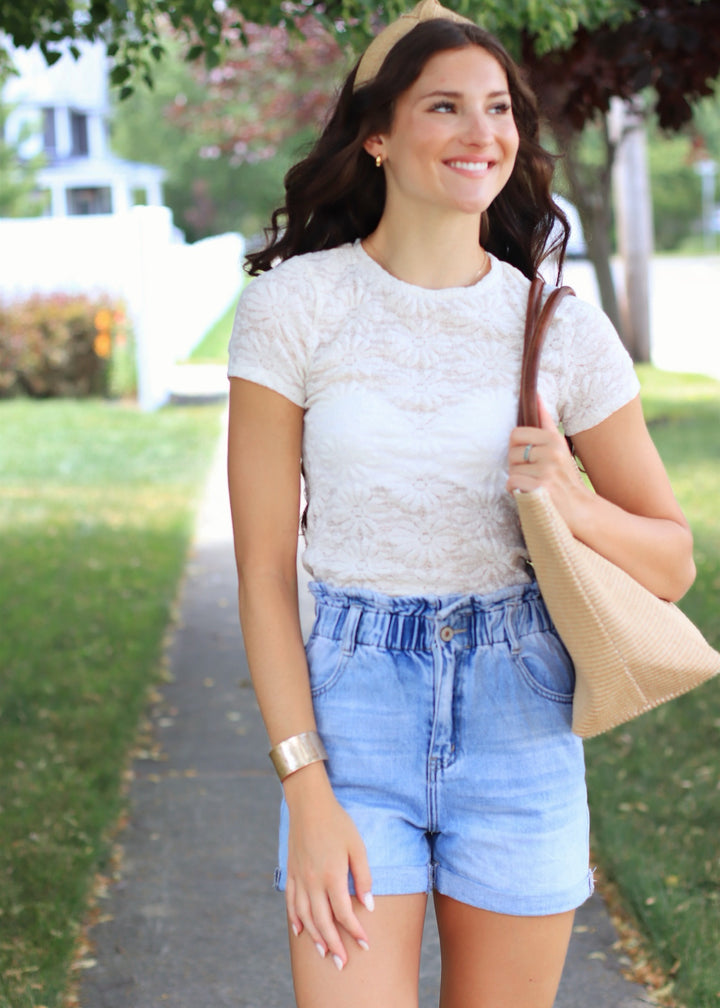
[{"xmin": 246, "ymin": 19, "xmax": 568, "ymax": 280}]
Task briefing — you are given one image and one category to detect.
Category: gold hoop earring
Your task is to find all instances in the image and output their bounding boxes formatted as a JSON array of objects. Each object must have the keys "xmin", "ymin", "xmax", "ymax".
[{"xmin": 375, "ymin": 154, "xmax": 383, "ymax": 168}]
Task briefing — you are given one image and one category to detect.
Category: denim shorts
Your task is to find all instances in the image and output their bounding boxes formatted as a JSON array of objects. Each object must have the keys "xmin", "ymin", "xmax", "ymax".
[{"xmin": 275, "ymin": 580, "xmax": 594, "ymax": 916}]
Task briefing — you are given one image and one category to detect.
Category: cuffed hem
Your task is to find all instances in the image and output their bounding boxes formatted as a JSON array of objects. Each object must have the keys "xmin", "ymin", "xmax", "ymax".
[
  {"xmin": 434, "ymin": 864, "xmax": 595, "ymax": 916},
  {"xmin": 273, "ymin": 862, "xmax": 594, "ymax": 915}
]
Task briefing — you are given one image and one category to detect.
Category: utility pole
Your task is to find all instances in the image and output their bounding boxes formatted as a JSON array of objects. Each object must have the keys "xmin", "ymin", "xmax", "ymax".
[{"xmin": 609, "ymin": 97, "xmax": 653, "ymax": 363}]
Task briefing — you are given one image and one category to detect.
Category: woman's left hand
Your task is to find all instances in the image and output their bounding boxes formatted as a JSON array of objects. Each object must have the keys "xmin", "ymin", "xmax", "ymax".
[{"xmin": 506, "ymin": 397, "xmax": 588, "ymax": 527}]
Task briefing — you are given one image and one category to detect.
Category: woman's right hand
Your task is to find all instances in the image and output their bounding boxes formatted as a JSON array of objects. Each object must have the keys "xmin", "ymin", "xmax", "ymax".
[{"xmin": 283, "ymin": 762, "xmax": 374, "ymax": 970}]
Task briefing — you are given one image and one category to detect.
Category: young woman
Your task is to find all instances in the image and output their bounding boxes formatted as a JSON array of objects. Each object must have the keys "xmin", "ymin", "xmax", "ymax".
[{"xmin": 227, "ymin": 3, "xmax": 695, "ymax": 1005}]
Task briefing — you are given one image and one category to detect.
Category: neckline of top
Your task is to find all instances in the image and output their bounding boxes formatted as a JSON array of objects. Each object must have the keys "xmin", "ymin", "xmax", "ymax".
[{"xmin": 352, "ymin": 239, "xmax": 499, "ymax": 297}]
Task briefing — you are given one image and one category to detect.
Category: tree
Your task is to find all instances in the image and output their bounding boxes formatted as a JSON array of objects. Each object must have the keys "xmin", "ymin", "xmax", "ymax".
[
  {"xmin": 520, "ymin": 0, "xmax": 717, "ymax": 352},
  {"xmin": 111, "ymin": 19, "xmax": 347, "ymax": 240},
  {"xmin": 0, "ymin": 0, "xmax": 631, "ymax": 89},
  {"xmin": 0, "ymin": 0, "xmax": 230, "ymax": 88},
  {"xmin": 648, "ymin": 128, "xmax": 704, "ymax": 252},
  {"xmin": 520, "ymin": 0, "xmax": 720, "ymax": 349},
  {"xmin": 165, "ymin": 14, "xmax": 347, "ymax": 170},
  {"xmin": 0, "ymin": 83, "xmax": 46, "ymax": 217}
]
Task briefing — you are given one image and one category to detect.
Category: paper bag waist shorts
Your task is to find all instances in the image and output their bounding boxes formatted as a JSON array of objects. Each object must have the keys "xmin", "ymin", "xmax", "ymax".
[{"xmin": 275, "ymin": 580, "xmax": 594, "ymax": 916}]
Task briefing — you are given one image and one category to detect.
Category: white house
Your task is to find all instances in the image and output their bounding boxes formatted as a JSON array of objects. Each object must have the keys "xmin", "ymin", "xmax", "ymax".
[
  {"xmin": 0, "ymin": 39, "xmax": 245, "ymax": 410},
  {"xmin": 3, "ymin": 40, "xmax": 165, "ymax": 216}
]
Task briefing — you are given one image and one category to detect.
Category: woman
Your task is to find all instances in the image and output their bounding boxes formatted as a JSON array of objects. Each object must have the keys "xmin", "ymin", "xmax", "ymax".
[{"xmin": 227, "ymin": 3, "xmax": 695, "ymax": 1005}]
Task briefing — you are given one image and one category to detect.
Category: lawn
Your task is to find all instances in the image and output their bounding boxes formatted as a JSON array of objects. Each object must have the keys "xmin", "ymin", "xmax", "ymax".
[
  {"xmin": 0, "ymin": 399, "xmax": 223, "ymax": 1008},
  {"xmin": 186, "ymin": 289, "xmax": 243, "ymax": 364},
  {"xmin": 586, "ymin": 366, "xmax": 720, "ymax": 1007}
]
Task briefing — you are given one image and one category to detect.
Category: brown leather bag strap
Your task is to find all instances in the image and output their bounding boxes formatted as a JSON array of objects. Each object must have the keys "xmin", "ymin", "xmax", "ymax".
[{"xmin": 517, "ymin": 276, "xmax": 575, "ymax": 428}]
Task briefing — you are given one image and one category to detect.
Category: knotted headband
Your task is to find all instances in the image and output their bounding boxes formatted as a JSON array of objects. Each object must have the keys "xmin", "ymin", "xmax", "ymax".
[{"xmin": 353, "ymin": 0, "xmax": 475, "ymax": 90}]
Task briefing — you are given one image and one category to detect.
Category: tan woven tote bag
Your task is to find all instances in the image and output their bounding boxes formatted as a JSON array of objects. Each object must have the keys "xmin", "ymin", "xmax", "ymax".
[{"xmin": 515, "ymin": 277, "xmax": 720, "ymax": 738}]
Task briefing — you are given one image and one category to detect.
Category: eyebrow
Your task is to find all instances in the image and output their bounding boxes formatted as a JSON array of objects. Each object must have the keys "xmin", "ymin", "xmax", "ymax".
[{"xmin": 420, "ymin": 89, "xmax": 511, "ymax": 100}]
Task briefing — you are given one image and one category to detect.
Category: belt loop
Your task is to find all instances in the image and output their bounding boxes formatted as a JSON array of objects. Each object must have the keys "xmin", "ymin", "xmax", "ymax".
[
  {"xmin": 341, "ymin": 603, "xmax": 362, "ymax": 658},
  {"xmin": 504, "ymin": 601, "xmax": 521, "ymax": 654}
]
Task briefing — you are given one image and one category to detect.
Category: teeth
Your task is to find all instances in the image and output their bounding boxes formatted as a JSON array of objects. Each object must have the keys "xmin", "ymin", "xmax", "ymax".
[{"xmin": 448, "ymin": 160, "xmax": 489, "ymax": 172}]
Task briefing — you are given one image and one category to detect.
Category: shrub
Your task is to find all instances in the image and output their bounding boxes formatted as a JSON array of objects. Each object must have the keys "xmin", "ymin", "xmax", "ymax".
[{"xmin": 0, "ymin": 293, "xmax": 134, "ymax": 399}]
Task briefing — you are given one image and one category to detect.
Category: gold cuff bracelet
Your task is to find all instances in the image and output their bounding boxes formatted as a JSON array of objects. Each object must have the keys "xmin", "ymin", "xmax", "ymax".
[{"xmin": 269, "ymin": 730, "xmax": 328, "ymax": 781}]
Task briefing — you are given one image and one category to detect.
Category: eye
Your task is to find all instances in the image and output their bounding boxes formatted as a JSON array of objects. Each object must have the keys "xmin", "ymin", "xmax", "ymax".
[
  {"xmin": 489, "ymin": 101, "xmax": 512, "ymax": 115},
  {"xmin": 429, "ymin": 99, "xmax": 456, "ymax": 113}
]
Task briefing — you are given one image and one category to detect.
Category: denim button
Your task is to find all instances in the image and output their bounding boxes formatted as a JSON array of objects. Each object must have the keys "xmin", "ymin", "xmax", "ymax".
[{"xmin": 439, "ymin": 626, "xmax": 455, "ymax": 642}]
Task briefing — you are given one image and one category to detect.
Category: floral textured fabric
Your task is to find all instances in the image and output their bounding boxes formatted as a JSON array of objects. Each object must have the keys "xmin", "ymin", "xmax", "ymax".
[{"xmin": 228, "ymin": 241, "xmax": 639, "ymax": 596}]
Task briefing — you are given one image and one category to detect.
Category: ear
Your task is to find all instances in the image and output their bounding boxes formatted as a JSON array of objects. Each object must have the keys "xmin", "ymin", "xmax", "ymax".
[{"xmin": 362, "ymin": 134, "xmax": 385, "ymax": 160}]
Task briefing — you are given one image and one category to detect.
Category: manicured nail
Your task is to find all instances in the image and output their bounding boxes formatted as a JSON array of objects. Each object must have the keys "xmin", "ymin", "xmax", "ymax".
[
  {"xmin": 315, "ymin": 943, "xmax": 326, "ymax": 959},
  {"xmin": 333, "ymin": 955, "xmax": 344, "ymax": 972},
  {"xmin": 291, "ymin": 922, "xmax": 300, "ymax": 937},
  {"xmin": 358, "ymin": 939, "xmax": 370, "ymax": 952},
  {"xmin": 362, "ymin": 892, "xmax": 375, "ymax": 912}
]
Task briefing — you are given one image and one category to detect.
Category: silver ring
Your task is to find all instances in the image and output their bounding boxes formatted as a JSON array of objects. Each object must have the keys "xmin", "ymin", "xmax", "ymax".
[{"xmin": 523, "ymin": 443, "xmax": 533, "ymax": 463}]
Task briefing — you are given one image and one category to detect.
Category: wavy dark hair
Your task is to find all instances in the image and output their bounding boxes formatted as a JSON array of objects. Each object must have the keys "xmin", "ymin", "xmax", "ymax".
[{"xmin": 246, "ymin": 18, "xmax": 568, "ymax": 280}]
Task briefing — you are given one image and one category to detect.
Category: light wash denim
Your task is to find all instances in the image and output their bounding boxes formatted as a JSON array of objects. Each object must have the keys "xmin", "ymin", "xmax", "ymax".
[{"xmin": 275, "ymin": 580, "xmax": 594, "ymax": 916}]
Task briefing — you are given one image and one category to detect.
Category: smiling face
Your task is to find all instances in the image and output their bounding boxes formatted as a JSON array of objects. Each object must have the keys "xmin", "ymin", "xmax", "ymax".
[{"xmin": 365, "ymin": 45, "xmax": 520, "ymax": 221}]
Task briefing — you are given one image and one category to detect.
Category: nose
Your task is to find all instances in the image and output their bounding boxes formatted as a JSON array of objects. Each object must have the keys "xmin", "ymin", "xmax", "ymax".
[{"xmin": 462, "ymin": 109, "xmax": 493, "ymax": 146}]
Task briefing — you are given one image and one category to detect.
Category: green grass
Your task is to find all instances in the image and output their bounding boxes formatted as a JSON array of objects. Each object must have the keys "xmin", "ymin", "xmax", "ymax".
[
  {"xmin": 586, "ymin": 366, "xmax": 720, "ymax": 1007},
  {"xmin": 186, "ymin": 289, "xmax": 244, "ymax": 364},
  {"xmin": 0, "ymin": 399, "xmax": 223, "ymax": 1008}
]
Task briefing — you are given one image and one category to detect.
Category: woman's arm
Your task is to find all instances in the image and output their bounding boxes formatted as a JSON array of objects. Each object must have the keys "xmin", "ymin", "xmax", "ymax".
[
  {"xmin": 507, "ymin": 395, "xmax": 696, "ymax": 602},
  {"xmin": 227, "ymin": 377, "xmax": 373, "ymax": 967}
]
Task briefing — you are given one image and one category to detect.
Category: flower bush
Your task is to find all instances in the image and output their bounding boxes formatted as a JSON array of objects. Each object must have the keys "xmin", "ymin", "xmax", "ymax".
[{"xmin": 0, "ymin": 293, "xmax": 135, "ymax": 398}]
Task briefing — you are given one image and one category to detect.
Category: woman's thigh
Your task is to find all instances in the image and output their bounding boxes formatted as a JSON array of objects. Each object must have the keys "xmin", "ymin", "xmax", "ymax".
[
  {"xmin": 290, "ymin": 893, "xmax": 427, "ymax": 1008},
  {"xmin": 434, "ymin": 893, "xmax": 575, "ymax": 1008}
]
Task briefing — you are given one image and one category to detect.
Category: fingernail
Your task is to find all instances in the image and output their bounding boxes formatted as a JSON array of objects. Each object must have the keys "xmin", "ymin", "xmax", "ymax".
[
  {"xmin": 362, "ymin": 892, "xmax": 375, "ymax": 912},
  {"xmin": 315, "ymin": 943, "xmax": 326, "ymax": 959},
  {"xmin": 333, "ymin": 955, "xmax": 344, "ymax": 972},
  {"xmin": 291, "ymin": 923, "xmax": 300, "ymax": 938},
  {"xmin": 358, "ymin": 939, "xmax": 370, "ymax": 952}
]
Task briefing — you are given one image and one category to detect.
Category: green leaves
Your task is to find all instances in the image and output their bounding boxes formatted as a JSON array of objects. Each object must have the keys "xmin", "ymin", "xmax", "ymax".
[
  {"xmin": 109, "ymin": 61, "xmax": 131, "ymax": 86},
  {"xmin": 0, "ymin": 93, "xmax": 48, "ymax": 218},
  {"xmin": 2, "ymin": 0, "xmax": 628, "ymax": 87},
  {"xmin": 2, "ymin": 1, "xmax": 718, "ymax": 128}
]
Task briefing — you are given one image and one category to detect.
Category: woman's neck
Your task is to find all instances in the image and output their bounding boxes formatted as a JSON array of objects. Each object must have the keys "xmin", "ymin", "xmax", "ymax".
[{"xmin": 363, "ymin": 213, "xmax": 488, "ymax": 290}]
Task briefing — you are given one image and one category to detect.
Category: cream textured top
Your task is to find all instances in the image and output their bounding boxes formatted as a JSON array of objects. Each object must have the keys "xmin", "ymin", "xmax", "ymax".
[{"xmin": 228, "ymin": 241, "xmax": 639, "ymax": 596}]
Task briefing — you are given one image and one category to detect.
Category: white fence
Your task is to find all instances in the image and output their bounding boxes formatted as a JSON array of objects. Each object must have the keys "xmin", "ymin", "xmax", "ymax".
[{"xmin": 0, "ymin": 206, "xmax": 245, "ymax": 408}]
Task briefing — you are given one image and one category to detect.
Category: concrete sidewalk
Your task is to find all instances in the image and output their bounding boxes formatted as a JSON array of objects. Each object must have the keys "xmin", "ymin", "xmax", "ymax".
[{"xmin": 79, "ymin": 413, "xmax": 654, "ymax": 1008}]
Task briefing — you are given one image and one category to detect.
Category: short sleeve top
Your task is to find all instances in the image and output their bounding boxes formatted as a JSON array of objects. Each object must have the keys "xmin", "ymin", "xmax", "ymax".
[{"xmin": 228, "ymin": 241, "xmax": 640, "ymax": 596}]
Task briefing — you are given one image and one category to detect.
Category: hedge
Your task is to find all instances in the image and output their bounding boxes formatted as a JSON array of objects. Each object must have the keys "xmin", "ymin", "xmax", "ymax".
[{"xmin": 0, "ymin": 293, "xmax": 135, "ymax": 399}]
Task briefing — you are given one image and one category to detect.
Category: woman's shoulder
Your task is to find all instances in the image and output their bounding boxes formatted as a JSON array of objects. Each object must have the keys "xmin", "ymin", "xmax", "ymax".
[
  {"xmin": 536, "ymin": 287, "xmax": 632, "ymax": 394},
  {"xmin": 488, "ymin": 258, "xmax": 612, "ymax": 325},
  {"xmin": 485, "ymin": 259, "xmax": 616, "ymax": 346},
  {"xmin": 241, "ymin": 244, "xmax": 357, "ymax": 301},
  {"xmin": 549, "ymin": 285, "xmax": 624, "ymax": 353}
]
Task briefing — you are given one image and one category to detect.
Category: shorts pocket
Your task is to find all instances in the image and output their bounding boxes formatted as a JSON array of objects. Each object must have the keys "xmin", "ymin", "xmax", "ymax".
[
  {"xmin": 512, "ymin": 629, "xmax": 575, "ymax": 704},
  {"xmin": 305, "ymin": 632, "xmax": 351, "ymax": 697}
]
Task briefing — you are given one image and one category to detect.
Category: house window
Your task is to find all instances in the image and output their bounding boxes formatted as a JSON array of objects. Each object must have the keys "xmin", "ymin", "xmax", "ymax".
[
  {"xmin": 42, "ymin": 108, "xmax": 56, "ymax": 158},
  {"xmin": 66, "ymin": 187, "xmax": 112, "ymax": 215},
  {"xmin": 70, "ymin": 111, "xmax": 89, "ymax": 157}
]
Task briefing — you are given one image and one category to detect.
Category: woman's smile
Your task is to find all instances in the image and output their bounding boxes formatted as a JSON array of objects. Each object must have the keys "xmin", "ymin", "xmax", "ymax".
[{"xmin": 444, "ymin": 158, "xmax": 492, "ymax": 175}]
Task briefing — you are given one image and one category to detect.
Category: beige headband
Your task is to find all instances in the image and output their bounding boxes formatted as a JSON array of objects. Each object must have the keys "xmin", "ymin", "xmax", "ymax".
[{"xmin": 353, "ymin": 0, "xmax": 475, "ymax": 91}]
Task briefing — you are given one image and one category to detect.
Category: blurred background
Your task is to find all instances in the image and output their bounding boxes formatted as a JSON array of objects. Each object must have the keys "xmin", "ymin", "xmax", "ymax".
[{"xmin": 0, "ymin": 4, "xmax": 718, "ymax": 1008}]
